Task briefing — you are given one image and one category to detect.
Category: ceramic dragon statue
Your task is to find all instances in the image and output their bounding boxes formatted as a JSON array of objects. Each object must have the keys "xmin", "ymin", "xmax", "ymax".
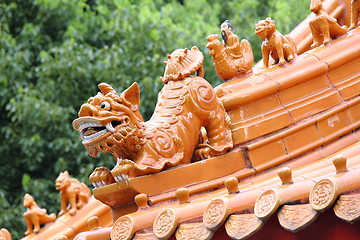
[{"xmin": 73, "ymin": 47, "xmax": 233, "ymax": 187}]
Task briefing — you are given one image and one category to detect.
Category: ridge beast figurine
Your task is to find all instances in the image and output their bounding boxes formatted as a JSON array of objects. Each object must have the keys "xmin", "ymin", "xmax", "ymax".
[
  {"xmin": 73, "ymin": 47, "xmax": 233, "ymax": 187},
  {"xmin": 350, "ymin": 0, "xmax": 360, "ymax": 30},
  {"xmin": 309, "ymin": 0, "xmax": 348, "ymax": 47},
  {"xmin": 55, "ymin": 171, "xmax": 91, "ymax": 216},
  {"xmin": 255, "ymin": 17, "xmax": 297, "ymax": 68},
  {"xmin": 0, "ymin": 228, "xmax": 11, "ymax": 240},
  {"xmin": 23, "ymin": 193, "xmax": 56, "ymax": 235},
  {"xmin": 206, "ymin": 20, "xmax": 254, "ymax": 80}
]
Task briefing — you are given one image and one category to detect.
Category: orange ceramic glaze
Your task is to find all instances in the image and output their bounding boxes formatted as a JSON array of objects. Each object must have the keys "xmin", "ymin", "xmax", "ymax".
[
  {"xmin": 73, "ymin": 47, "xmax": 233, "ymax": 186},
  {"xmin": 206, "ymin": 20, "xmax": 254, "ymax": 80},
  {"xmin": 56, "ymin": 171, "xmax": 91, "ymax": 217},
  {"xmin": 23, "ymin": 194, "xmax": 56, "ymax": 236},
  {"xmin": 350, "ymin": 0, "xmax": 360, "ymax": 29},
  {"xmin": 0, "ymin": 229, "xmax": 11, "ymax": 240},
  {"xmin": 255, "ymin": 17, "xmax": 297, "ymax": 68},
  {"xmin": 17, "ymin": 1, "xmax": 360, "ymax": 239},
  {"xmin": 310, "ymin": 0, "xmax": 348, "ymax": 48}
]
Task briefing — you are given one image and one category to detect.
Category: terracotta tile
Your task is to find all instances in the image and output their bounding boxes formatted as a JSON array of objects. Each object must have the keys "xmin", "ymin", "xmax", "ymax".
[
  {"xmin": 286, "ymin": 149, "xmax": 326, "ymax": 173},
  {"xmin": 286, "ymin": 89, "xmax": 342, "ymax": 122},
  {"xmin": 310, "ymin": 33, "xmax": 360, "ymax": 71},
  {"xmin": 130, "ymin": 151, "xmax": 246, "ymax": 195},
  {"xmin": 30, "ymin": 221, "xmax": 76, "ymax": 240},
  {"xmin": 263, "ymin": 54, "xmax": 327, "ymax": 90},
  {"xmin": 247, "ymin": 139, "xmax": 290, "ymax": 172},
  {"xmin": 321, "ymin": 132, "xmax": 359, "ymax": 156},
  {"xmin": 335, "ymin": 73, "xmax": 360, "ymax": 100},
  {"xmin": 278, "ymin": 75, "xmax": 329, "ymax": 105},
  {"xmin": 316, "ymin": 109, "xmax": 352, "ymax": 142},
  {"xmin": 231, "ymin": 107, "xmax": 291, "ymax": 144},
  {"xmin": 292, "ymin": 159, "xmax": 331, "ymax": 180},
  {"xmin": 250, "ymin": 170, "xmax": 282, "ymax": 188},
  {"xmin": 227, "ymin": 188, "xmax": 264, "ymax": 213},
  {"xmin": 324, "ymin": 142, "xmax": 360, "ymax": 165},
  {"xmin": 347, "ymin": 98, "xmax": 360, "ymax": 125},
  {"xmin": 276, "ymin": 180, "xmax": 314, "ymax": 201},
  {"xmin": 62, "ymin": 198, "xmax": 112, "ymax": 230},
  {"xmin": 228, "ymin": 94, "xmax": 280, "ymax": 121},
  {"xmin": 328, "ymin": 57, "xmax": 360, "ymax": 84},
  {"xmin": 222, "ymin": 80, "xmax": 279, "ymax": 111},
  {"xmin": 355, "ymin": 129, "xmax": 360, "ymax": 140},
  {"xmin": 283, "ymin": 124, "xmax": 323, "ymax": 158},
  {"xmin": 215, "ymin": 73, "xmax": 267, "ymax": 97},
  {"xmin": 309, "ymin": 171, "xmax": 338, "ymax": 182}
]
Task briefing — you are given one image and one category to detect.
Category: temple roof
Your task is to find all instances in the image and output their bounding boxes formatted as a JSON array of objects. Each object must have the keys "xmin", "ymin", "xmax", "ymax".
[
  {"xmin": 74, "ymin": 26, "xmax": 360, "ymax": 240},
  {"xmin": 18, "ymin": 0, "xmax": 360, "ymax": 239}
]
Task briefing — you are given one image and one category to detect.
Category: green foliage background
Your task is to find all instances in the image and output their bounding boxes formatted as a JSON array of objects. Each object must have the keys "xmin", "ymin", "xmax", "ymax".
[{"xmin": 0, "ymin": 0, "xmax": 309, "ymax": 238}]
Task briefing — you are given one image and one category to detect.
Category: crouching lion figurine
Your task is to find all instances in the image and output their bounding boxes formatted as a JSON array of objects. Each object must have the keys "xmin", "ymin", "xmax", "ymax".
[
  {"xmin": 73, "ymin": 47, "xmax": 233, "ymax": 187},
  {"xmin": 56, "ymin": 171, "xmax": 91, "ymax": 216},
  {"xmin": 255, "ymin": 17, "xmax": 297, "ymax": 68},
  {"xmin": 23, "ymin": 194, "xmax": 56, "ymax": 235}
]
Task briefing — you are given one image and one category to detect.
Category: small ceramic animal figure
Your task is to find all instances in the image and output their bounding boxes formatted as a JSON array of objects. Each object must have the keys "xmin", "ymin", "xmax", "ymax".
[
  {"xmin": 0, "ymin": 228, "xmax": 11, "ymax": 240},
  {"xmin": 255, "ymin": 17, "xmax": 297, "ymax": 68},
  {"xmin": 55, "ymin": 171, "xmax": 91, "ymax": 216},
  {"xmin": 73, "ymin": 47, "xmax": 233, "ymax": 187},
  {"xmin": 309, "ymin": 0, "xmax": 348, "ymax": 47},
  {"xmin": 23, "ymin": 194, "xmax": 56, "ymax": 235},
  {"xmin": 350, "ymin": 0, "xmax": 360, "ymax": 30},
  {"xmin": 207, "ymin": 20, "xmax": 254, "ymax": 80}
]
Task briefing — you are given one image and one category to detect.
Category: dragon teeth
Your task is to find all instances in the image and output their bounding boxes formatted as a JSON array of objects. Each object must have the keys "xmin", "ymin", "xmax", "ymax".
[
  {"xmin": 83, "ymin": 129, "xmax": 107, "ymax": 142},
  {"xmin": 78, "ymin": 122, "xmax": 102, "ymax": 132},
  {"xmin": 106, "ymin": 123, "xmax": 115, "ymax": 133}
]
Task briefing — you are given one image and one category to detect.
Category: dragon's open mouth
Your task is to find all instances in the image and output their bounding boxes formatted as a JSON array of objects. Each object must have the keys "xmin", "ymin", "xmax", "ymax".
[
  {"xmin": 78, "ymin": 122, "xmax": 109, "ymax": 143},
  {"xmin": 76, "ymin": 118, "xmax": 127, "ymax": 143}
]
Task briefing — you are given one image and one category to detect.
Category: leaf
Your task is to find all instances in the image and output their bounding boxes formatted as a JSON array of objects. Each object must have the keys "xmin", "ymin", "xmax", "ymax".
[{"xmin": 22, "ymin": 173, "xmax": 31, "ymax": 189}]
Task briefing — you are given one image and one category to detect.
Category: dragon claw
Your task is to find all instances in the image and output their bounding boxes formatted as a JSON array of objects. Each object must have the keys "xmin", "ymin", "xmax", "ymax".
[
  {"xmin": 89, "ymin": 167, "xmax": 115, "ymax": 188},
  {"xmin": 111, "ymin": 161, "xmax": 135, "ymax": 182}
]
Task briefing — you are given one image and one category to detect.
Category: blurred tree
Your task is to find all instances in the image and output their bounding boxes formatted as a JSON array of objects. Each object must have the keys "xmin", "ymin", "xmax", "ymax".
[{"xmin": 0, "ymin": 0, "xmax": 309, "ymax": 238}]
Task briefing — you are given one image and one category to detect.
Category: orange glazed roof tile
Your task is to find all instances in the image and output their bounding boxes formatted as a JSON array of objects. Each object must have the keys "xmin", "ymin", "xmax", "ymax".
[
  {"xmin": 73, "ymin": 25, "xmax": 360, "ymax": 240},
  {"xmin": 19, "ymin": 0, "xmax": 360, "ymax": 239}
]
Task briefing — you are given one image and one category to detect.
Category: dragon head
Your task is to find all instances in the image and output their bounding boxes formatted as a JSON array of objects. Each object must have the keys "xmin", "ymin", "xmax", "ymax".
[
  {"xmin": 255, "ymin": 17, "xmax": 276, "ymax": 41},
  {"xmin": 73, "ymin": 83, "xmax": 146, "ymax": 159}
]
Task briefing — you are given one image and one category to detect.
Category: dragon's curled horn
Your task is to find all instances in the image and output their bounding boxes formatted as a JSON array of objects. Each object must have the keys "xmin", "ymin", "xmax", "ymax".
[{"xmin": 98, "ymin": 83, "xmax": 117, "ymax": 95}]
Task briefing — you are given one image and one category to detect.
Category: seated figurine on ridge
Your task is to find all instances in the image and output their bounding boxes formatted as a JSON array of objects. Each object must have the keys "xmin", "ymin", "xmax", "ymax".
[
  {"xmin": 23, "ymin": 193, "xmax": 56, "ymax": 235},
  {"xmin": 350, "ymin": 0, "xmax": 360, "ymax": 30},
  {"xmin": 206, "ymin": 20, "xmax": 253, "ymax": 80},
  {"xmin": 73, "ymin": 47, "xmax": 233, "ymax": 187},
  {"xmin": 309, "ymin": 0, "xmax": 348, "ymax": 48},
  {"xmin": 56, "ymin": 171, "xmax": 91, "ymax": 216},
  {"xmin": 255, "ymin": 17, "xmax": 297, "ymax": 68},
  {"xmin": 0, "ymin": 228, "xmax": 11, "ymax": 240}
]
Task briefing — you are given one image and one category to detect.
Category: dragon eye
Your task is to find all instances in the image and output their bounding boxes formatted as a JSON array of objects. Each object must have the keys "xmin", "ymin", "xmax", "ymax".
[{"xmin": 100, "ymin": 101, "xmax": 111, "ymax": 110}]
